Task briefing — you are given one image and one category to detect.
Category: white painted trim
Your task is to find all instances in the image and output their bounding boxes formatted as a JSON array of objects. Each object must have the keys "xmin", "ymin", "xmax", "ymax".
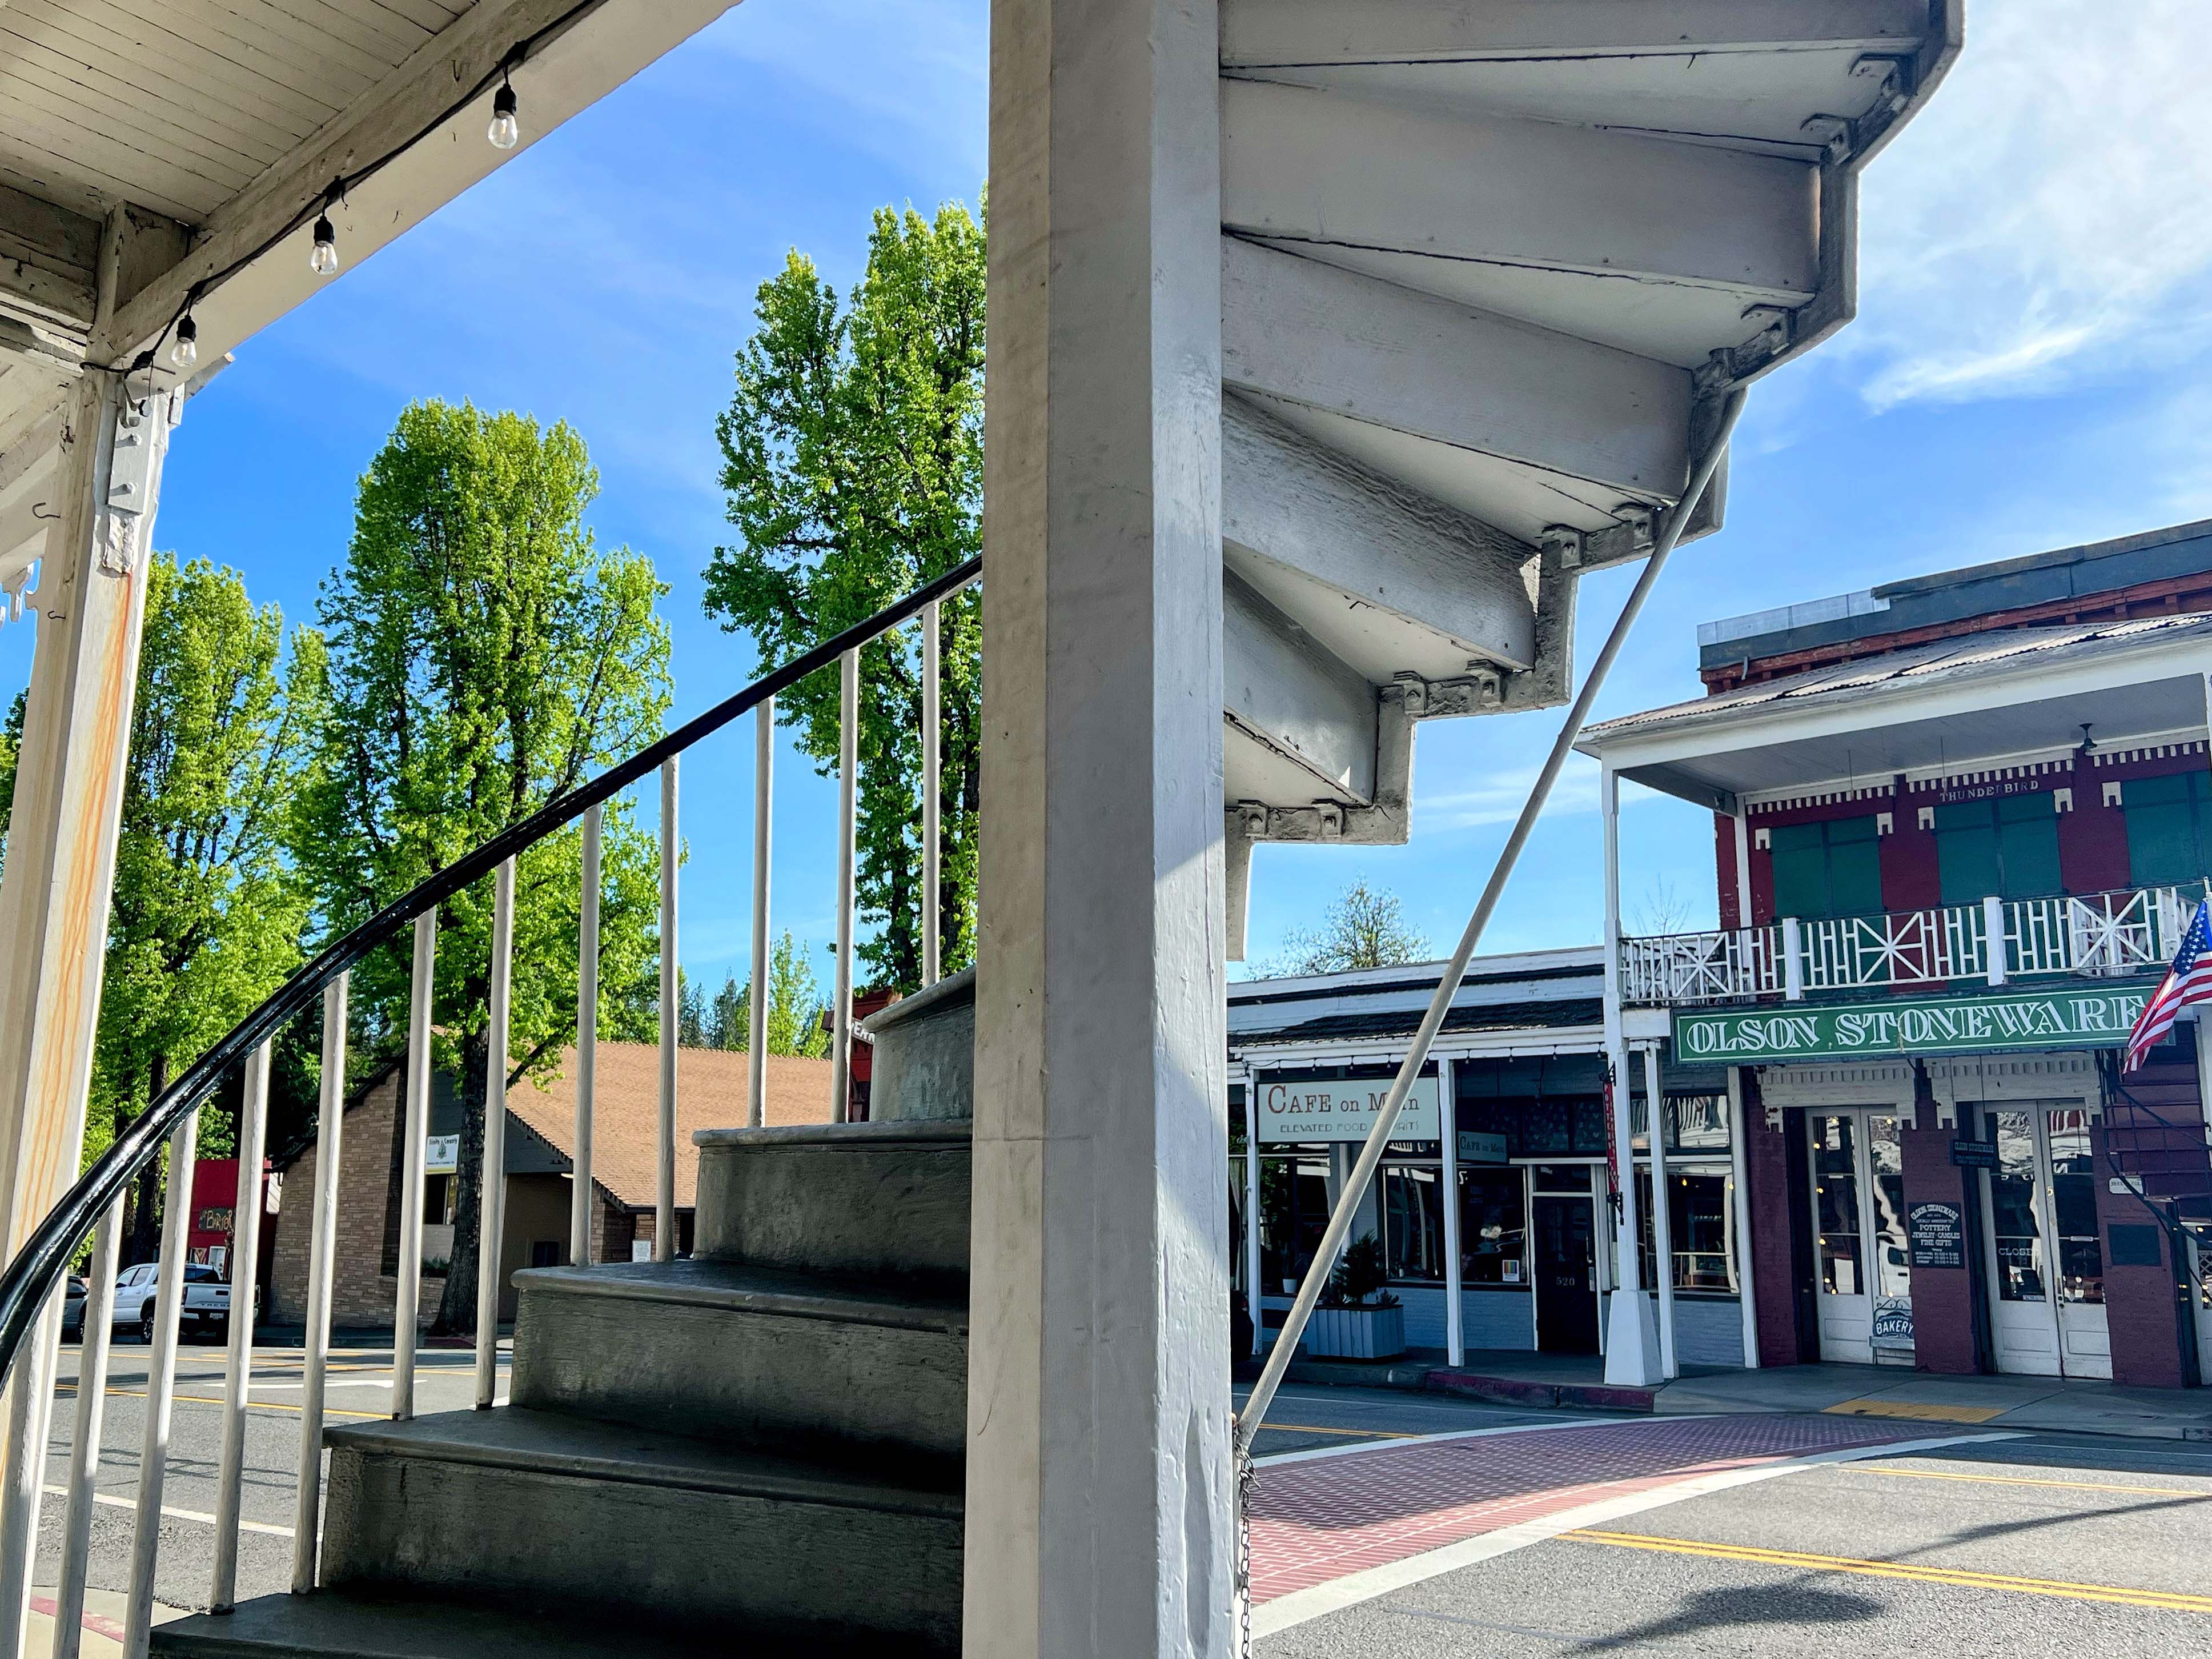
[
  {"xmin": 1753, "ymin": 1061, "xmax": 1917, "ymax": 1114},
  {"xmin": 1924, "ymin": 1052, "xmax": 2100, "ymax": 1111},
  {"xmin": 1251, "ymin": 1430, "xmax": 2020, "ymax": 1634},
  {"xmin": 1229, "ymin": 1025, "xmax": 1608, "ymax": 1069}
]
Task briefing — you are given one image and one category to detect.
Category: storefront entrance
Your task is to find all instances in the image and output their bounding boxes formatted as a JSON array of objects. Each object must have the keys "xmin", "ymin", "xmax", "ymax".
[
  {"xmin": 1806, "ymin": 1113, "xmax": 1910, "ymax": 1365},
  {"xmin": 1980, "ymin": 1104, "xmax": 2111, "ymax": 1380},
  {"xmin": 1532, "ymin": 1171, "xmax": 1599, "ymax": 1354}
]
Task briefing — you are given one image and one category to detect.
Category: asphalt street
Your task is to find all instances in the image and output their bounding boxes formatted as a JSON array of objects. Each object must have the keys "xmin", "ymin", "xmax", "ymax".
[{"xmin": 34, "ymin": 1335, "xmax": 502, "ymax": 1616}]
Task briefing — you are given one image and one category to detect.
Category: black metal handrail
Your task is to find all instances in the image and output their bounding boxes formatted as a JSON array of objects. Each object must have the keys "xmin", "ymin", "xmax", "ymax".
[{"xmin": 0, "ymin": 555, "xmax": 980, "ymax": 1384}]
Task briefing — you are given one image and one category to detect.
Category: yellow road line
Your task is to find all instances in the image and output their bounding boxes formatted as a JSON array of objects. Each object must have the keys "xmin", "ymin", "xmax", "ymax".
[
  {"xmin": 1257, "ymin": 1422, "xmax": 1418, "ymax": 1440},
  {"xmin": 1564, "ymin": 1529, "xmax": 2212, "ymax": 1613},
  {"xmin": 1863, "ymin": 1467, "xmax": 2212, "ymax": 1499},
  {"xmin": 63, "ymin": 1385, "xmax": 387, "ymax": 1421}
]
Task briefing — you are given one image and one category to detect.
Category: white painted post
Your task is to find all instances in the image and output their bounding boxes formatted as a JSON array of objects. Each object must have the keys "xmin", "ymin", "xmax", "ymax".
[
  {"xmin": 1727, "ymin": 1065, "xmax": 1761, "ymax": 1369},
  {"xmin": 477, "ymin": 860, "xmax": 515, "ymax": 1405},
  {"xmin": 124, "ymin": 1111, "xmax": 198, "ymax": 1659},
  {"xmin": 1602, "ymin": 762, "xmax": 1662, "ymax": 1385},
  {"xmin": 749, "ymin": 698, "xmax": 774, "ymax": 1127},
  {"xmin": 211, "ymin": 1040, "xmax": 272, "ymax": 1609},
  {"xmin": 54, "ymin": 1196, "xmax": 122, "ymax": 1659},
  {"xmin": 658, "ymin": 760, "xmax": 679, "ymax": 1255},
  {"xmin": 1733, "ymin": 807, "xmax": 1756, "ymax": 991},
  {"xmin": 922, "ymin": 600, "xmax": 942, "ymax": 987},
  {"xmin": 294, "ymin": 974, "xmax": 348, "ymax": 1592},
  {"xmin": 1645, "ymin": 1047, "xmax": 1677, "ymax": 1381},
  {"xmin": 573, "ymin": 804, "xmax": 601, "ymax": 1266},
  {"xmin": 1441, "ymin": 1057, "xmax": 1464, "ymax": 1368},
  {"xmin": 392, "ymin": 911, "xmax": 435, "ymax": 1420},
  {"xmin": 1243, "ymin": 1083, "xmax": 1262, "ymax": 1358},
  {"xmin": 1783, "ymin": 916, "xmax": 1806, "ymax": 1001},
  {"xmin": 832, "ymin": 650, "xmax": 858, "ymax": 1121},
  {"xmin": 967, "ymin": 0, "xmax": 1231, "ymax": 1644},
  {"xmin": 1984, "ymin": 893, "xmax": 2008, "ymax": 987}
]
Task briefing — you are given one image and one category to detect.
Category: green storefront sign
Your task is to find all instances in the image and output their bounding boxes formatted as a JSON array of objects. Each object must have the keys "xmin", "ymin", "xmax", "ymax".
[{"xmin": 1673, "ymin": 981, "xmax": 2157, "ymax": 1065}]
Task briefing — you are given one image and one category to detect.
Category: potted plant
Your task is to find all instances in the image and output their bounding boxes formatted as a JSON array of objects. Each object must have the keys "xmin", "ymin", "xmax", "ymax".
[{"xmin": 1300, "ymin": 1233, "xmax": 1406, "ymax": 1360}]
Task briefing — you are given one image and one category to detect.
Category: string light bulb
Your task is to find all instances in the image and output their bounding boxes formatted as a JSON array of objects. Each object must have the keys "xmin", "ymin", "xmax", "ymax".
[
  {"xmin": 488, "ymin": 78, "xmax": 520, "ymax": 150},
  {"xmin": 310, "ymin": 213, "xmax": 339, "ymax": 276},
  {"xmin": 170, "ymin": 314, "xmax": 198, "ymax": 369}
]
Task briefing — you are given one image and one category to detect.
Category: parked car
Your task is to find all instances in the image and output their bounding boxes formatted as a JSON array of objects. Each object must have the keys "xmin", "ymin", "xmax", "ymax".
[
  {"xmin": 111, "ymin": 1263, "xmax": 232, "ymax": 1344},
  {"xmin": 59, "ymin": 1276, "xmax": 87, "ymax": 1342}
]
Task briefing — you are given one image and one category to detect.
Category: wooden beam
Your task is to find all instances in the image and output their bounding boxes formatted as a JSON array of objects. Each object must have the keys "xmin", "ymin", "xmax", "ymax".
[
  {"xmin": 1223, "ymin": 235, "xmax": 1690, "ymax": 500},
  {"xmin": 1223, "ymin": 78, "xmax": 1817, "ymax": 303},
  {"xmin": 1222, "ymin": 0, "xmax": 1932, "ymax": 65},
  {"xmin": 0, "ymin": 184, "xmax": 101, "ymax": 334}
]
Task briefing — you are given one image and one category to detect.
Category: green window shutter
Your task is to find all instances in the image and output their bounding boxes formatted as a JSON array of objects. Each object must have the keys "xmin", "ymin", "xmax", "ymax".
[
  {"xmin": 1768, "ymin": 822, "xmax": 1829, "ymax": 919},
  {"xmin": 1934, "ymin": 802, "xmax": 2001, "ymax": 907},
  {"xmin": 1824, "ymin": 815, "xmax": 1885, "ymax": 918},
  {"xmin": 2125, "ymin": 774, "xmax": 2196, "ymax": 888},
  {"xmin": 1994, "ymin": 792, "xmax": 2061, "ymax": 898}
]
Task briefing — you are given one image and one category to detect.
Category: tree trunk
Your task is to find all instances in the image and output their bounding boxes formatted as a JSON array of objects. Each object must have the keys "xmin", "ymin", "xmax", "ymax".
[
  {"xmin": 431, "ymin": 1033, "xmax": 489, "ymax": 1337},
  {"xmin": 126, "ymin": 1053, "xmax": 168, "ymax": 1265}
]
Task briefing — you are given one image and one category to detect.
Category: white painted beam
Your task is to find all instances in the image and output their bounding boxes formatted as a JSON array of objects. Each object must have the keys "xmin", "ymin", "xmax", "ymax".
[
  {"xmin": 94, "ymin": 0, "xmax": 737, "ymax": 370},
  {"xmin": 1224, "ymin": 570, "xmax": 1376, "ymax": 804},
  {"xmin": 1221, "ymin": 0, "xmax": 1933, "ymax": 65},
  {"xmin": 1223, "ymin": 79, "xmax": 1817, "ymax": 304},
  {"xmin": 1223, "ymin": 236, "xmax": 1691, "ymax": 502},
  {"xmin": 0, "ymin": 185, "xmax": 100, "ymax": 334},
  {"xmin": 1223, "ymin": 395, "xmax": 1536, "ymax": 678}
]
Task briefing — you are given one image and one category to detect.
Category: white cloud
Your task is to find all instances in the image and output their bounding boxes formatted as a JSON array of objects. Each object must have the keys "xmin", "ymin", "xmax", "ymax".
[
  {"xmin": 1849, "ymin": 0, "xmax": 2212, "ymax": 408},
  {"xmin": 1415, "ymin": 757, "xmax": 1674, "ymax": 834}
]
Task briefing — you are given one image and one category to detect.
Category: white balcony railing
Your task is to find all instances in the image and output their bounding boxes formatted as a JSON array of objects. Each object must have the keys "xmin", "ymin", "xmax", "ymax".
[{"xmin": 1623, "ymin": 883, "xmax": 2191, "ymax": 1007}]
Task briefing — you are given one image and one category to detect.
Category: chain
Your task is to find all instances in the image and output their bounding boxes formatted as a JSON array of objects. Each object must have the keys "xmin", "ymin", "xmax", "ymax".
[{"xmin": 1234, "ymin": 1432, "xmax": 1256, "ymax": 1658}]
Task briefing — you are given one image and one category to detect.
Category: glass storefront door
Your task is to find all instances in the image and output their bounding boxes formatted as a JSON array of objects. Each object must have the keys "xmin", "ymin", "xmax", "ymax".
[
  {"xmin": 1980, "ymin": 1105, "xmax": 2111, "ymax": 1379},
  {"xmin": 1806, "ymin": 1113, "xmax": 1911, "ymax": 1364}
]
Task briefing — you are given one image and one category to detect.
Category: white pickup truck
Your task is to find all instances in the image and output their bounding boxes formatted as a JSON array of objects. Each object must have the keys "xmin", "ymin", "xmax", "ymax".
[{"xmin": 110, "ymin": 1261, "xmax": 232, "ymax": 1344}]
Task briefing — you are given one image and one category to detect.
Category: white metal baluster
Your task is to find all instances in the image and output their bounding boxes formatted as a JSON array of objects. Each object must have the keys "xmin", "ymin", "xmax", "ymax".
[
  {"xmin": 211, "ymin": 1040, "xmax": 272, "ymax": 1610},
  {"xmin": 123, "ymin": 1109, "xmax": 199, "ymax": 1659},
  {"xmin": 477, "ymin": 860, "xmax": 515, "ymax": 1406},
  {"xmin": 749, "ymin": 698, "xmax": 774, "ymax": 1127},
  {"xmin": 575, "ymin": 804, "xmax": 601, "ymax": 1267},
  {"xmin": 393, "ymin": 911, "xmax": 436, "ymax": 1420},
  {"xmin": 658, "ymin": 762, "xmax": 679, "ymax": 1258},
  {"xmin": 832, "ymin": 650, "xmax": 858, "ymax": 1123},
  {"xmin": 54, "ymin": 1196, "xmax": 123, "ymax": 1659},
  {"xmin": 294, "ymin": 974, "xmax": 348, "ymax": 1592},
  {"xmin": 1, "ymin": 1274, "xmax": 65, "ymax": 1653},
  {"xmin": 922, "ymin": 598, "xmax": 942, "ymax": 987},
  {"xmin": 1782, "ymin": 917, "xmax": 1805, "ymax": 1000}
]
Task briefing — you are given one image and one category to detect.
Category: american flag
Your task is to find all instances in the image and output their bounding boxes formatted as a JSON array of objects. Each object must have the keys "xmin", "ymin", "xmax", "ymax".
[{"xmin": 2124, "ymin": 899, "xmax": 2212, "ymax": 1073}]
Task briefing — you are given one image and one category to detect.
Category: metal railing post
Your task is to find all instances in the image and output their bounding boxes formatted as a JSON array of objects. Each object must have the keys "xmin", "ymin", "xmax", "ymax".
[
  {"xmin": 392, "ymin": 911, "xmax": 435, "ymax": 1420},
  {"xmin": 832, "ymin": 650, "xmax": 858, "ymax": 1122},
  {"xmin": 124, "ymin": 1110, "xmax": 199, "ymax": 1659},
  {"xmin": 922, "ymin": 599, "xmax": 942, "ymax": 987},
  {"xmin": 658, "ymin": 760, "xmax": 679, "ymax": 1257},
  {"xmin": 749, "ymin": 698, "xmax": 774, "ymax": 1127},
  {"xmin": 1984, "ymin": 894, "xmax": 2008, "ymax": 987},
  {"xmin": 1781, "ymin": 917, "xmax": 1805, "ymax": 1001},
  {"xmin": 574, "ymin": 804, "xmax": 601, "ymax": 1267},
  {"xmin": 477, "ymin": 860, "xmax": 514, "ymax": 1406},
  {"xmin": 294, "ymin": 974, "xmax": 348, "ymax": 1592},
  {"xmin": 211, "ymin": 1039, "xmax": 273, "ymax": 1609},
  {"xmin": 53, "ymin": 1196, "xmax": 122, "ymax": 1659}
]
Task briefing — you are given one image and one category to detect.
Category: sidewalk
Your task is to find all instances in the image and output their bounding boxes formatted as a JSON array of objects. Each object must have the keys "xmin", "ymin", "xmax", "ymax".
[{"xmin": 1264, "ymin": 1347, "xmax": 2212, "ymax": 1441}]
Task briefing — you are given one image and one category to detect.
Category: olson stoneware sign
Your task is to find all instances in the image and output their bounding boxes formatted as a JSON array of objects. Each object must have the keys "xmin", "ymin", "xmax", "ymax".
[
  {"xmin": 1673, "ymin": 983, "xmax": 2155, "ymax": 1065},
  {"xmin": 1257, "ymin": 1076, "xmax": 1441, "ymax": 1143}
]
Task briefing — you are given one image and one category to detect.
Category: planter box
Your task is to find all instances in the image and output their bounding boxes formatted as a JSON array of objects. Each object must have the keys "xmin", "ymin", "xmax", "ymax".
[{"xmin": 1300, "ymin": 1304, "xmax": 1406, "ymax": 1361}]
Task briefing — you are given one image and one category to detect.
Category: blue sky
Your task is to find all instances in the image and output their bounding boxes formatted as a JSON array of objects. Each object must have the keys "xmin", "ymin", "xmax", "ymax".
[{"xmin": 7, "ymin": 0, "xmax": 2206, "ymax": 989}]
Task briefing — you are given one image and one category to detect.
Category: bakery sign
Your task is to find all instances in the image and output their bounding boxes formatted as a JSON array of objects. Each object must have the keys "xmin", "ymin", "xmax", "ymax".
[
  {"xmin": 1257, "ymin": 1076, "xmax": 1441, "ymax": 1143},
  {"xmin": 1673, "ymin": 983, "xmax": 2155, "ymax": 1065}
]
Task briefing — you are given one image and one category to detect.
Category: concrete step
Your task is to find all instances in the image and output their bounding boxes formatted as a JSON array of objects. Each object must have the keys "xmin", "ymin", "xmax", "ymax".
[
  {"xmin": 510, "ymin": 1258, "xmax": 967, "ymax": 1480},
  {"xmin": 693, "ymin": 1117, "xmax": 971, "ymax": 1293},
  {"xmin": 857, "ymin": 966, "xmax": 973, "ymax": 1123},
  {"xmin": 315, "ymin": 1409, "xmax": 961, "ymax": 1652}
]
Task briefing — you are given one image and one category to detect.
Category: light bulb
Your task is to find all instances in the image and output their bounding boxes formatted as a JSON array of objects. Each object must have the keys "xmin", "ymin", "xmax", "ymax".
[
  {"xmin": 171, "ymin": 315, "xmax": 198, "ymax": 369},
  {"xmin": 310, "ymin": 215, "xmax": 339, "ymax": 276},
  {"xmin": 488, "ymin": 83, "xmax": 520, "ymax": 150}
]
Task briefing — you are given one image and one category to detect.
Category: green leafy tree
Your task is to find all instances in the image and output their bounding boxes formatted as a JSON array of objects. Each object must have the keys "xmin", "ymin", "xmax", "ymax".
[
  {"xmin": 291, "ymin": 399, "xmax": 672, "ymax": 1337},
  {"xmin": 705, "ymin": 201, "xmax": 984, "ymax": 992},
  {"xmin": 676, "ymin": 968, "xmax": 709, "ymax": 1048},
  {"xmin": 708, "ymin": 972, "xmax": 748, "ymax": 1051},
  {"xmin": 1270, "ymin": 878, "xmax": 1432, "ymax": 976},
  {"xmin": 763, "ymin": 932, "xmax": 832, "ymax": 1058},
  {"xmin": 0, "ymin": 690, "xmax": 22, "ymax": 878}
]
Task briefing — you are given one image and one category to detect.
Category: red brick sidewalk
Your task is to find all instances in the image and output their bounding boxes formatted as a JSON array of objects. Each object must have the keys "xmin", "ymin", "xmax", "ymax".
[{"xmin": 1250, "ymin": 1414, "xmax": 1929, "ymax": 1605}]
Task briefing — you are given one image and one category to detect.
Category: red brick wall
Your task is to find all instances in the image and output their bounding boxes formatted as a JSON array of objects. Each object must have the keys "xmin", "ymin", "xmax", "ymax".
[
  {"xmin": 1900, "ymin": 1117, "xmax": 1978, "ymax": 1375},
  {"xmin": 1741, "ymin": 1078, "xmax": 1806, "ymax": 1366}
]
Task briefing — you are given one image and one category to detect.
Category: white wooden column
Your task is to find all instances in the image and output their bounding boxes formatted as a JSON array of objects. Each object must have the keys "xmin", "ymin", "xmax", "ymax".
[
  {"xmin": 1600, "ymin": 761, "xmax": 1662, "ymax": 1384},
  {"xmin": 1726, "ymin": 1066, "xmax": 1762, "ymax": 1369},
  {"xmin": 1440, "ymin": 1057, "xmax": 1463, "ymax": 1368},
  {"xmin": 967, "ymin": 0, "xmax": 1229, "ymax": 1650},
  {"xmin": 1644, "ymin": 1047, "xmax": 1677, "ymax": 1381}
]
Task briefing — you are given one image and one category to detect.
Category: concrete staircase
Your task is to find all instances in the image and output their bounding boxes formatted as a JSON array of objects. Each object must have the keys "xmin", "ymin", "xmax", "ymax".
[{"xmin": 152, "ymin": 994, "xmax": 977, "ymax": 1657}]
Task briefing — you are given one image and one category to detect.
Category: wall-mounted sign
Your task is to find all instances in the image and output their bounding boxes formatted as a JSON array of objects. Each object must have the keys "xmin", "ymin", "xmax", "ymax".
[
  {"xmin": 1908, "ymin": 1201, "xmax": 1965, "ymax": 1270},
  {"xmin": 1673, "ymin": 983, "xmax": 2154, "ymax": 1065},
  {"xmin": 1872, "ymin": 1295, "xmax": 1916, "ymax": 1353},
  {"xmin": 1456, "ymin": 1131, "xmax": 1508, "ymax": 1165},
  {"xmin": 425, "ymin": 1133, "xmax": 460, "ymax": 1174},
  {"xmin": 1950, "ymin": 1139, "xmax": 1997, "ymax": 1170},
  {"xmin": 1258, "ymin": 1076, "xmax": 1440, "ymax": 1143}
]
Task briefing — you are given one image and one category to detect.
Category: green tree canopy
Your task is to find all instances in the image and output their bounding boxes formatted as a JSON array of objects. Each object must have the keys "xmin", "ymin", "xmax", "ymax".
[
  {"xmin": 705, "ymin": 201, "xmax": 984, "ymax": 993},
  {"xmin": 292, "ymin": 398, "xmax": 672, "ymax": 1335},
  {"xmin": 1270, "ymin": 878, "xmax": 1433, "ymax": 976}
]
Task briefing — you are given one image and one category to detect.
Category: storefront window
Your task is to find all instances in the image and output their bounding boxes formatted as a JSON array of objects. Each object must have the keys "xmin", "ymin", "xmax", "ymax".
[
  {"xmin": 1869, "ymin": 1120, "xmax": 1910, "ymax": 1300},
  {"xmin": 2047, "ymin": 1111, "xmax": 2105, "ymax": 1305},
  {"xmin": 1812, "ymin": 1115, "xmax": 1864, "ymax": 1296},
  {"xmin": 1256, "ymin": 1153, "xmax": 1332, "ymax": 1295},
  {"xmin": 1454, "ymin": 1097, "xmax": 1609, "ymax": 1158},
  {"xmin": 1383, "ymin": 1165, "xmax": 1447, "ymax": 1283},
  {"xmin": 1459, "ymin": 1166, "xmax": 1528, "ymax": 1286},
  {"xmin": 1990, "ymin": 1113, "xmax": 2046, "ymax": 1301},
  {"xmin": 1635, "ymin": 1169, "xmax": 1737, "ymax": 1292}
]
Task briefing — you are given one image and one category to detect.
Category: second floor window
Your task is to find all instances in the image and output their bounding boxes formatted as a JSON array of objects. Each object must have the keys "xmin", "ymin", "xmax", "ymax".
[
  {"xmin": 1768, "ymin": 814, "xmax": 1882, "ymax": 920},
  {"xmin": 2123, "ymin": 771, "xmax": 2211, "ymax": 889},
  {"xmin": 1935, "ymin": 795, "xmax": 2061, "ymax": 904}
]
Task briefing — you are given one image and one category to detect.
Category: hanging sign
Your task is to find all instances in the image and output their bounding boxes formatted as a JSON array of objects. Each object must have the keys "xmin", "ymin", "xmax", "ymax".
[
  {"xmin": 1456, "ymin": 1131, "xmax": 1509, "ymax": 1165},
  {"xmin": 1673, "ymin": 982, "xmax": 2154, "ymax": 1065},
  {"xmin": 1949, "ymin": 1139, "xmax": 1997, "ymax": 1170},
  {"xmin": 1908, "ymin": 1201, "xmax": 1966, "ymax": 1270},
  {"xmin": 425, "ymin": 1134, "xmax": 460, "ymax": 1173},
  {"xmin": 1256, "ymin": 1076, "xmax": 1440, "ymax": 1143}
]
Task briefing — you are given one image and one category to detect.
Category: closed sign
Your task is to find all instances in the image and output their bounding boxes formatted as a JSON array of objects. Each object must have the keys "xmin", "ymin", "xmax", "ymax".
[{"xmin": 1258, "ymin": 1076, "xmax": 1440, "ymax": 1143}]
